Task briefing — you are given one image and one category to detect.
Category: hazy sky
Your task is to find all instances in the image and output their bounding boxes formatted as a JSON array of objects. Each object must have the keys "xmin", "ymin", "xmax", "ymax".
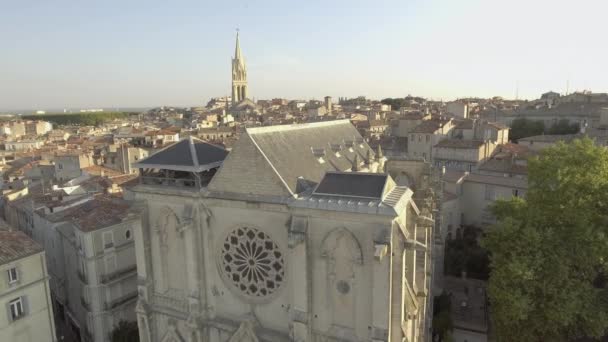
[{"xmin": 2, "ymin": 0, "xmax": 607, "ymax": 110}]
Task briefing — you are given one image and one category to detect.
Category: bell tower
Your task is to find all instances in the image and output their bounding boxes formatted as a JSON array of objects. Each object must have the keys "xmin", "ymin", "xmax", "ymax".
[{"xmin": 231, "ymin": 30, "xmax": 248, "ymax": 106}]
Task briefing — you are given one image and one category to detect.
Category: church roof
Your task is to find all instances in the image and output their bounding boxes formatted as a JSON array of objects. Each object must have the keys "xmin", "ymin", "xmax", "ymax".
[
  {"xmin": 313, "ymin": 172, "xmax": 388, "ymax": 199},
  {"xmin": 246, "ymin": 120, "xmax": 374, "ymax": 194},
  {"xmin": 233, "ymin": 98, "xmax": 258, "ymax": 110},
  {"xmin": 133, "ymin": 137, "xmax": 228, "ymax": 172},
  {"xmin": 208, "ymin": 120, "xmax": 376, "ymax": 198}
]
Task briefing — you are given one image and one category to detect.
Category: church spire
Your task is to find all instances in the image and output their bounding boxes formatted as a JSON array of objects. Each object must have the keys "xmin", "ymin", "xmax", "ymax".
[
  {"xmin": 234, "ymin": 30, "xmax": 242, "ymax": 60},
  {"xmin": 231, "ymin": 29, "xmax": 248, "ymax": 106}
]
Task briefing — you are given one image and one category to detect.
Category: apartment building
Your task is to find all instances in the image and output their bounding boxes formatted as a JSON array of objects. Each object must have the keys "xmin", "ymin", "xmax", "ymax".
[
  {"xmin": 49, "ymin": 195, "xmax": 139, "ymax": 342},
  {"xmin": 0, "ymin": 230, "xmax": 56, "ymax": 342},
  {"xmin": 408, "ymin": 117, "xmax": 454, "ymax": 160}
]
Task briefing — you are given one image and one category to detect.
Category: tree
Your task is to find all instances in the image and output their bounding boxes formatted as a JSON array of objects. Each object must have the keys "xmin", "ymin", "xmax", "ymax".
[
  {"xmin": 548, "ymin": 119, "xmax": 580, "ymax": 135},
  {"xmin": 381, "ymin": 97, "xmax": 408, "ymax": 110},
  {"xmin": 110, "ymin": 320, "xmax": 140, "ymax": 342},
  {"xmin": 482, "ymin": 138, "xmax": 608, "ymax": 341},
  {"xmin": 509, "ymin": 118, "xmax": 545, "ymax": 141},
  {"xmin": 444, "ymin": 225, "xmax": 490, "ymax": 280},
  {"xmin": 22, "ymin": 112, "xmax": 133, "ymax": 126},
  {"xmin": 433, "ymin": 292, "xmax": 454, "ymax": 342}
]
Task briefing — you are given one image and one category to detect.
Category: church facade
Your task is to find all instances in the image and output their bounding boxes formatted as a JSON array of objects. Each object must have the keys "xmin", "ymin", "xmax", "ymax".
[{"xmin": 131, "ymin": 120, "xmax": 436, "ymax": 342}]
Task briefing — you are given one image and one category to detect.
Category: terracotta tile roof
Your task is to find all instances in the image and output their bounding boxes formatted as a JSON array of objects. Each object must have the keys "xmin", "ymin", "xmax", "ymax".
[
  {"xmin": 82, "ymin": 165, "xmax": 123, "ymax": 177},
  {"xmin": 435, "ymin": 139, "xmax": 484, "ymax": 149},
  {"xmin": 0, "ymin": 230, "xmax": 43, "ymax": 265},
  {"xmin": 46, "ymin": 195, "xmax": 131, "ymax": 232},
  {"xmin": 411, "ymin": 119, "xmax": 450, "ymax": 133}
]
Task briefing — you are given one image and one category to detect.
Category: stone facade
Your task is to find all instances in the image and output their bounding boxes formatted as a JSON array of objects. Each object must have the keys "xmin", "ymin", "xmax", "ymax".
[{"xmin": 132, "ymin": 121, "xmax": 436, "ymax": 342}]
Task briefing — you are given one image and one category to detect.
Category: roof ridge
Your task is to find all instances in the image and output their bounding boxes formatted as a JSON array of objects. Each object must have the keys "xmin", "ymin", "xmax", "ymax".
[
  {"xmin": 188, "ymin": 136, "xmax": 200, "ymax": 168},
  {"xmin": 246, "ymin": 119, "xmax": 351, "ymax": 135},
  {"xmin": 246, "ymin": 131, "xmax": 295, "ymax": 196}
]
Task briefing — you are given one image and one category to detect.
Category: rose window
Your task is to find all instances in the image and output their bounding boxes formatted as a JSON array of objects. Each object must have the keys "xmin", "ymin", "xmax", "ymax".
[{"xmin": 220, "ymin": 227, "xmax": 285, "ymax": 298}]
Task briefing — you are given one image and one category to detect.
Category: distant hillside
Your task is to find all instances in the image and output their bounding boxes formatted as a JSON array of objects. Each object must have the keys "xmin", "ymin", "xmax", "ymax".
[{"xmin": 20, "ymin": 112, "xmax": 138, "ymax": 126}]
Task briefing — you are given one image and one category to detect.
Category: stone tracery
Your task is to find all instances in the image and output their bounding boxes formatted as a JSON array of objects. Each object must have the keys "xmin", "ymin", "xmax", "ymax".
[{"xmin": 220, "ymin": 227, "xmax": 285, "ymax": 298}]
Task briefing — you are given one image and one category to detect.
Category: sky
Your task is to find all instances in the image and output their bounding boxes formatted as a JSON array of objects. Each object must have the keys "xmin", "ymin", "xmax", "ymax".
[{"xmin": 1, "ymin": 0, "xmax": 607, "ymax": 110}]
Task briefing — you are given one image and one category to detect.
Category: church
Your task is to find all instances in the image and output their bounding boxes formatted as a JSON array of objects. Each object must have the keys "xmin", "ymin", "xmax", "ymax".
[
  {"xmin": 129, "ymin": 34, "xmax": 436, "ymax": 342},
  {"xmin": 229, "ymin": 32, "xmax": 259, "ymax": 116}
]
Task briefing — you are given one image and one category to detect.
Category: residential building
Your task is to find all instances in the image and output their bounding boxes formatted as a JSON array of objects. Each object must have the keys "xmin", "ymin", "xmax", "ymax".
[
  {"xmin": 131, "ymin": 121, "xmax": 436, "ymax": 342},
  {"xmin": 25, "ymin": 121, "xmax": 53, "ymax": 136},
  {"xmin": 390, "ymin": 112, "xmax": 431, "ymax": 138},
  {"xmin": 48, "ymin": 130, "xmax": 70, "ymax": 142},
  {"xmin": 50, "ymin": 196, "xmax": 138, "ymax": 342},
  {"xmin": 433, "ymin": 120, "xmax": 508, "ymax": 171},
  {"xmin": 518, "ymin": 134, "xmax": 580, "ymax": 151},
  {"xmin": 0, "ymin": 230, "xmax": 57, "ymax": 342},
  {"xmin": 103, "ymin": 145, "xmax": 149, "ymax": 174},
  {"xmin": 368, "ymin": 119, "xmax": 389, "ymax": 139},
  {"xmin": 441, "ymin": 170, "xmax": 527, "ymax": 230},
  {"xmin": 433, "ymin": 140, "xmax": 497, "ymax": 172},
  {"xmin": 198, "ymin": 127, "xmax": 235, "ymax": 141},
  {"xmin": 446, "ymin": 101, "xmax": 469, "ymax": 118},
  {"xmin": 143, "ymin": 130, "xmax": 180, "ymax": 148},
  {"xmin": 4, "ymin": 140, "xmax": 45, "ymax": 151},
  {"xmin": 408, "ymin": 118, "xmax": 454, "ymax": 161},
  {"xmin": 54, "ymin": 151, "xmax": 95, "ymax": 182}
]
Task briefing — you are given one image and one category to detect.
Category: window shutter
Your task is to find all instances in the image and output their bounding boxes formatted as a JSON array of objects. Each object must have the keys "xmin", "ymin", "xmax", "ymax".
[
  {"xmin": 22, "ymin": 296, "xmax": 29, "ymax": 315},
  {"xmin": 5, "ymin": 302, "xmax": 12, "ymax": 322}
]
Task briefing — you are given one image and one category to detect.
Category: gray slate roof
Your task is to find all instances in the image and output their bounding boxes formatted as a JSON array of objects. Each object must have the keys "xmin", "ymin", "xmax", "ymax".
[
  {"xmin": 0, "ymin": 230, "xmax": 43, "ymax": 265},
  {"xmin": 314, "ymin": 172, "xmax": 387, "ymax": 199},
  {"xmin": 247, "ymin": 120, "xmax": 375, "ymax": 194},
  {"xmin": 134, "ymin": 137, "xmax": 228, "ymax": 172}
]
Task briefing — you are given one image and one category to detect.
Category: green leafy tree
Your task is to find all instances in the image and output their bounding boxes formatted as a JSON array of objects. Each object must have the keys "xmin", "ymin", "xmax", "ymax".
[
  {"xmin": 381, "ymin": 98, "xmax": 408, "ymax": 110},
  {"xmin": 433, "ymin": 292, "xmax": 454, "ymax": 341},
  {"xmin": 110, "ymin": 320, "xmax": 140, "ymax": 342},
  {"xmin": 22, "ymin": 112, "xmax": 133, "ymax": 126},
  {"xmin": 444, "ymin": 225, "xmax": 490, "ymax": 280},
  {"xmin": 509, "ymin": 118, "xmax": 545, "ymax": 141},
  {"xmin": 547, "ymin": 119, "xmax": 580, "ymax": 135},
  {"xmin": 482, "ymin": 138, "xmax": 608, "ymax": 341}
]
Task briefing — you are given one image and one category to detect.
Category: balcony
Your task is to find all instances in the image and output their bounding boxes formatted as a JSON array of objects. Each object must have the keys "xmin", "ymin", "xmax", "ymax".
[
  {"xmin": 100, "ymin": 265, "xmax": 137, "ymax": 284},
  {"xmin": 105, "ymin": 291, "xmax": 137, "ymax": 310}
]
